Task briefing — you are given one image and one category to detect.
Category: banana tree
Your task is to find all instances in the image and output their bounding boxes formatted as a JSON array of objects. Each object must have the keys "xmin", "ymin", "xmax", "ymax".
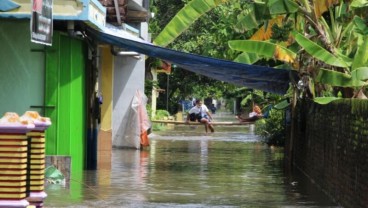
[
  {"xmin": 153, "ymin": 0, "xmax": 230, "ymax": 47},
  {"xmin": 227, "ymin": 0, "xmax": 368, "ymax": 102},
  {"xmin": 153, "ymin": 0, "xmax": 367, "ymax": 100},
  {"xmin": 153, "ymin": 0, "xmax": 299, "ymax": 49},
  {"xmin": 314, "ymin": 1, "xmax": 368, "ymax": 102},
  {"xmin": 298, "ymin": 2, "xmax": 367, "ymax": 101}
]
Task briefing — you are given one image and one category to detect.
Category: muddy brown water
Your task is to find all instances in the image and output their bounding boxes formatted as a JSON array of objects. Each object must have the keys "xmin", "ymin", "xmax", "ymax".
[{"xmin": 44, "ymin": 112, "xmax": 339, "ymax": 207}]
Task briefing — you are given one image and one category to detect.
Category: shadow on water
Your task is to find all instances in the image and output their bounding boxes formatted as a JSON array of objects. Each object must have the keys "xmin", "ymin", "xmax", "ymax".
[{"xmin": 44, "ymin": 112, "xmax": 339, "ymax": 207}]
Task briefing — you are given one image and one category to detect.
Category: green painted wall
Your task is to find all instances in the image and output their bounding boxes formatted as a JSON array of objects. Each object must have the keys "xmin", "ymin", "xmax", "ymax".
[
  {"xmin": 0, "ymin": 20, "xmax": 87, "ymax": 188},
  {"xmin": 0, "ymin": 20, "xmax": 44, "ymax": 115},
  {"xmin": 45, "ymin": 32, "xmax": 86, "ymax": 173}
]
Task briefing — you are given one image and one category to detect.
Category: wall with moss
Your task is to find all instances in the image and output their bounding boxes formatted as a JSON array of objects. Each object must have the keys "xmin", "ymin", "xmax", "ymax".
[{"xmin": 289, "ymin": 99, "xmax": 368, "ymax": 208}]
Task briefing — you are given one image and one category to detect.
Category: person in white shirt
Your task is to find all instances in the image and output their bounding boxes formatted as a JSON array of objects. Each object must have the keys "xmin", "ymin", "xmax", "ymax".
[
  {"xmin": 236, "ymin": 104, "xmax": 263, "ymax": 122},
  {"xmin": 186, "ymin": 99, "xmax": 214, "ymax": 133}
]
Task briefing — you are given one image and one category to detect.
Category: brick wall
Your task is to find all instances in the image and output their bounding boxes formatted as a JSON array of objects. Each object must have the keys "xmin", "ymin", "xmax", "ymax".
[{"xmin": 288, "ymin": 99, "xmax": 368, "ymax": 208}]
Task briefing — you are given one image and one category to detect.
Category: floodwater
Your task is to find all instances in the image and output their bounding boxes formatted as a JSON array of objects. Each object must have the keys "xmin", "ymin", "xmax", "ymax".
[{"xmin": 44, "ymin": 112, "xmax": 339, "ymax": 208}]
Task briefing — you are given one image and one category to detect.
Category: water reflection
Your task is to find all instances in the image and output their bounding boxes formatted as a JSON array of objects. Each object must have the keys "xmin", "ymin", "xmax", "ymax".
[{"xmin": 44, "ymin": 124, "xmax": 338, "ymax": 207}]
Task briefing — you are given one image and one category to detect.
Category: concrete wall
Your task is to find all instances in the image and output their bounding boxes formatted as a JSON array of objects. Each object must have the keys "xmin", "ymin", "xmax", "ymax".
[
  {"xmin": 112, "ymin": 55, "xmax": 145, "ymax": 148},
  {"xmin": 111, "ymin": 20, "xmax": 148, "ymax": 149},
  {"xmin": 289, "ymin": 99, "xmax": 368, "ymax": 208}
]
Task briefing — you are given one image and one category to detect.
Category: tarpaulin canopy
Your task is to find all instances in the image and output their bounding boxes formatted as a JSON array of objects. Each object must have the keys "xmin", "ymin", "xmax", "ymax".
[
  {"xmin": 86, "ymin": 27, "xmax": 296, "ymax": 94},
  {"xmin": 0, "ymin": 0, "xmax": 20, "ymax": 12}
]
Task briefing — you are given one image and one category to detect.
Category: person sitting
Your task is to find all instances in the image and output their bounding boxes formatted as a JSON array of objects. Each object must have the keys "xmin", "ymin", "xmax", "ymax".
[
  {"xmin": 236, "ymin": 104, "xmax": 263, "ymax": 122},
  {"xmin": 186, "ymin": 99, "xmax": 215, "ymax": 133}
]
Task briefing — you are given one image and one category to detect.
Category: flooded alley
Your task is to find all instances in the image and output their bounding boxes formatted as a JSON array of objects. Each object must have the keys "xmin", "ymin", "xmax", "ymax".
[{"xmin": 44, "ymin": 113, "xmax": 338, "ymax": 207}]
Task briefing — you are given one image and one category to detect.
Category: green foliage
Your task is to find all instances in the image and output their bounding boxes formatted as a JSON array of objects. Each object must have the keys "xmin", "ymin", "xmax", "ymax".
[
  {"xmin": 152, "ymin": 109, "xmax": 171, "ymax": 131},
  {"xmin": 240, "ymin": 90, "xmax": 264, "ymax": 108},
  {"xmin": 168, "ymin": 0, "xmax": 254, "ymax": 59},
  {"xmin": 149, "ymin": 0, "xmax": 185, "ymax": 36},
  {"xmin": 313, "ymin": 97, "xmax": 342, "ymax": 105},
  {"xmin": 234, "ymin": 52, "xmax": 260, "ymax": 64},
  {"xmin": 228, "ymin": 40, "xmax": 296, "ymax": 63},
  {"xmin": 316, "ymin": 67, "xmax": 368, "ymax": 87},
  {"xmin": 146, "ymin": 104, "xmax": 152, "ymax": 119},
  {"xmin": 150, "ymin": 0, "xmax": 256, "ymax": 115},
  {"xmin": 153, "ymin": 0, "xmax": 229, "ymax": 47},
  {"xmin": 145, "ymin": 79, "xmax": 159, "ymax": 99},
  {"xmin": 234, "ymin": 0, "xmax": 298, "ymax": 33},
  {"xmin": 156, "ymin": 69, "xmax": 226, "ymax": 114},
  {"xmin": 255, "ymin": 109, "xmax": 285, "ymax": 146},
  {"xmin": 153, "ymin": 109, "xmax": 170, "ymax": 120},
  {"xmin": 292, "ymin": 31, "xmax": 350, "ymax": 68},
  {"xmin": 271, "ymin": 21, "xmax": 293, "ymax": 42}
]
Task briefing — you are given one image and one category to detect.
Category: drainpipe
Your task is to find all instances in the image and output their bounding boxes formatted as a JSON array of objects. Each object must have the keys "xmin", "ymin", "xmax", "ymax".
[
  {"xmin": 86, "ymin": 49, "xmax": 100, "ymax": 170},
  {"xmin": 113, "ymin": 0, "xmax": 122, "ymax": 25}
]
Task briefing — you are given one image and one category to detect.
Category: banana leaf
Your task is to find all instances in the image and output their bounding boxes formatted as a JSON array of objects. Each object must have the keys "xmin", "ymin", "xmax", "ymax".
[
  {"xmin": 352, "ymin": 35, "xmax": 368, "ymax": 70},
  {"xmin": 274, "ymin": 64, "xmax": 293, "ymax": 70},
  {"xmin": 313, "ymin": 97, "xmax": 342, "ymax": 104},
  {"xmin": 316, "ymin": 68, "xmax": 353, "ymax": 86},
  {"xmin": 235, "ymin": 3, "xmax": 270, "ymax": 32},
  {"xmin": 228, "ymin": 40, "xmax": 296, "ymax": 63},
  {"xmin": 235, "ymin": 0, "xmax": 297, "ymax": 33},
  {"xmin": 292, "ymin": 31, "xmax": 350, "ymax": 68},
  {"xmin": 153, "ymin": 0, "xmax": 228, "ymax": 47},
  {"xmin": 353, "ymin": 16, "xmax": 368, "ymax": 35},
  {"xmin": 234, "ymin": 52, "xmax": 260, "ymax": 64},
  {"xmin": 316, "ymin": 68, "xmax": 368, "ymax": 87},
  {"xmin": 268, "ymin": 0, "xmax": 299, "ymax": 14},
  {"xmin": 351, "ymin": 0, "xmax": 368, "ymax": 8},
  {"xmin": 351, "ymin": 67, "xmax": 368, "ymax": 81},
  {"xmin": 240, "ymin": 94, "xmax": 253, "ymax": 106},
  {"xmin": 273, "ymin": 99, "xmax": 290, "ymax": 110}
]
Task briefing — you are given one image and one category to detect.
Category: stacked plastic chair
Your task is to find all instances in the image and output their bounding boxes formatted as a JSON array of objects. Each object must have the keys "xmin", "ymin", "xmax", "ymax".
[
  {"xmin": 21, "ymin": 111, "xmax": 51, "ymax": 208},
  {"xmin": 0, "ymin": 112, "xmax": 35, "ymax": 208}
]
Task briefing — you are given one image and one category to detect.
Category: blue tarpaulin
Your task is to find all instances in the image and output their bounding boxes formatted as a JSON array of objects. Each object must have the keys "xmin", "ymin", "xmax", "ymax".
[
  {"xmin": 87, "ymin": 27, "xmax": 296, "ymax": 94},
  {"xmin": 0, "ymin": 0, "xmax": 20, "ymax": 12}
]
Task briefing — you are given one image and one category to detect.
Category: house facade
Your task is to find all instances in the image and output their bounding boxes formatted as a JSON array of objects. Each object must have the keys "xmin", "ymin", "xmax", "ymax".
[{"xmin": 0, "ymin": 0, "xmax": 150, "ymax": 176}]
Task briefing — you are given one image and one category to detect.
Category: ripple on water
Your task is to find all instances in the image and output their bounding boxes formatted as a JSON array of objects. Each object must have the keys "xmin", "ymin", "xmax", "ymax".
[{"xmin": 44, "ymin": 117, "xmax": 338, "ymax": 208}]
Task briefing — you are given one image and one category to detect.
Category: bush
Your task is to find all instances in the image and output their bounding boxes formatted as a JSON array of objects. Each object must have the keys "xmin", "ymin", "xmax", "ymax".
[
  {"xmin": 153, "ymin": 110, "xmax": 170, "ymax": 120},
  {"xmin": 152, "ymin": 109, "xmax": 171, "ymax": 131},
  {"xmin": 255, "ymin": 109, "xmax": 285, "ymax": 146}
]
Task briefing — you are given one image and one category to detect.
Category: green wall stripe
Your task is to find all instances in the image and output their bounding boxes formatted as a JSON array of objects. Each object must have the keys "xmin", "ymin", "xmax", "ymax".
[
  {"xmin": 45, "ymin": 32, "xmax": 86, "ymax": 172},
  {"xmin": 58, "ymin": 35, "xmax": 72, "ymax": 154},
  {"xmin": 45, "ymin": 32, "xmax": 60, "ymax": 154}
]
